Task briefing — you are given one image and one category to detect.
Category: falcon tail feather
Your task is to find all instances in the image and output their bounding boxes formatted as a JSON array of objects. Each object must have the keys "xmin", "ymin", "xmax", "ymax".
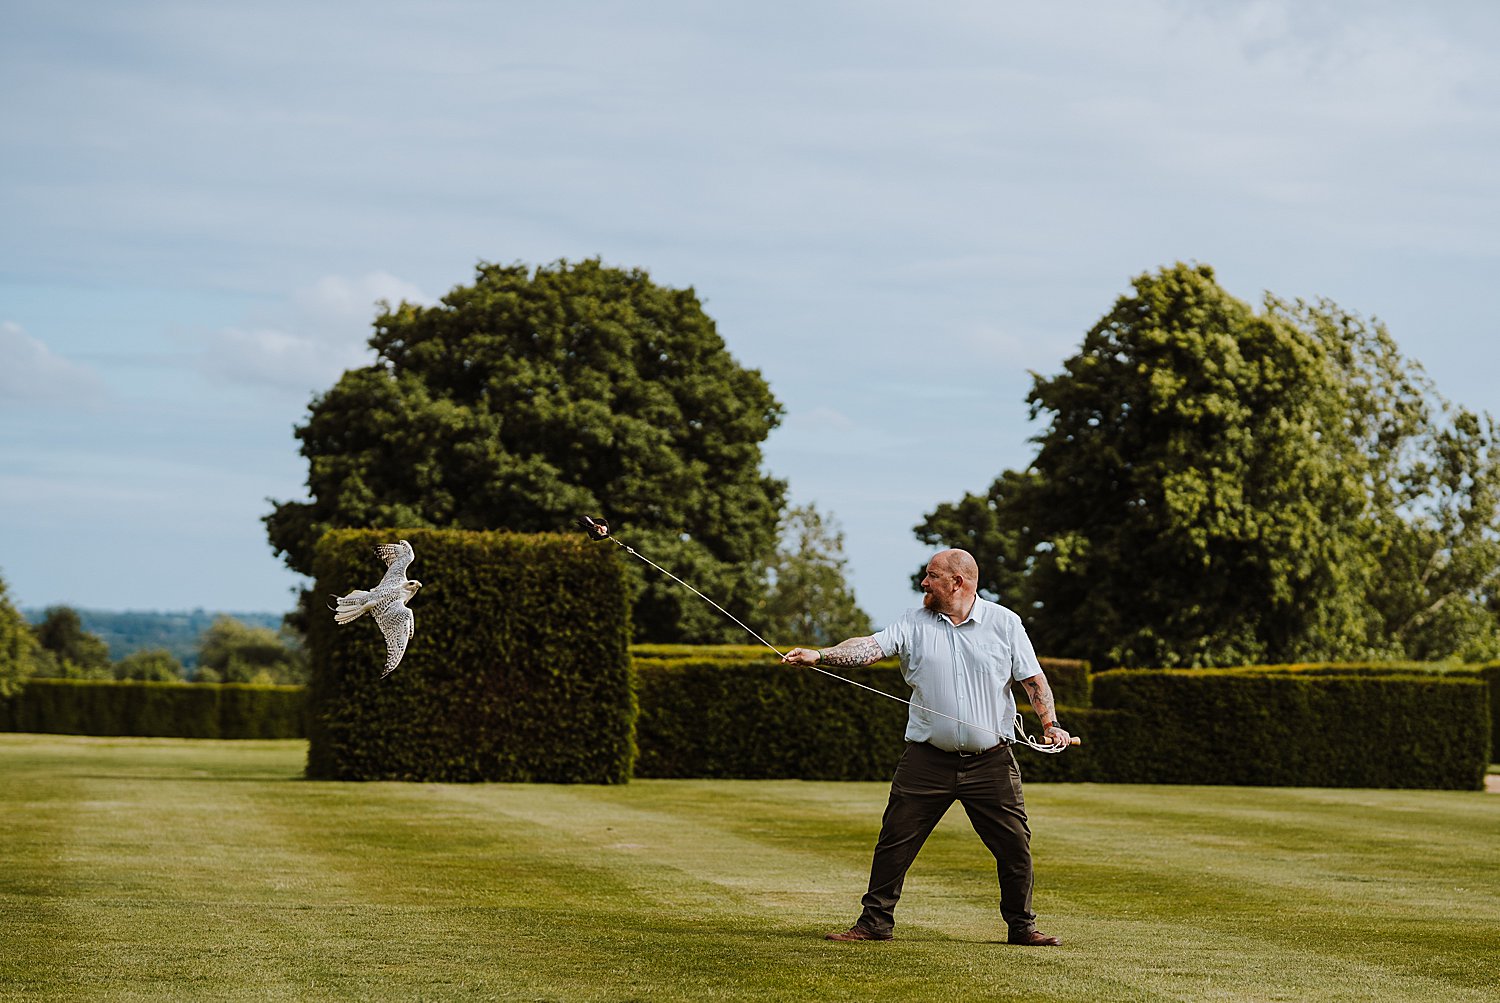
[{"xmin": 330, "ymin": 591, "xmax": 371, "ymax": 624}]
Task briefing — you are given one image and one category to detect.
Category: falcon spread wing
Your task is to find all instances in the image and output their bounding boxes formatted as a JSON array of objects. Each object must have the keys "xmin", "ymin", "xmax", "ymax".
[
  {"xmin": 328, "ymin": 539, "xmax": 422, "ymax": 678},
  {"xmin": 373, "ymin": 540, "xmax": 415, "ymax": 589},
  {"xmin": 373, "ymin": 596, "xmax": 416, "ymax": 678}
]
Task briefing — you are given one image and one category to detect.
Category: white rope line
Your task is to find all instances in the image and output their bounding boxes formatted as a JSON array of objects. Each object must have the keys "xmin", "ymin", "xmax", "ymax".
[
  {"xmin": 610, "ymin": 537, "xmax": 1070, "ymax": 755},
  {"xmin": 618, "ymin": 540, "xmax": 781, "ymax": 655}
]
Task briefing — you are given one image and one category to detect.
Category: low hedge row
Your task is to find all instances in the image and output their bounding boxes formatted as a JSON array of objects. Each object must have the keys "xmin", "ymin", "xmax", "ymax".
[
  {"xmin": 633, "ymin": 658, "xmax": 1098, "ymax": 782},
  {"xmin": 634, "ymin": 647, "xmax": 1092, "ymax": 710},
  {"xmin": 634, "ymin": 660, "xmax": 905, "ymax": 781},
  {"xmin": 0, "ymin": 678, "xmax": 306, "ymax": 739},
  {"xmin": 635, "ymin": 660, "xmax": 1490, "ymax": 788},
  {"xmin": 6, "ymin": 652, "xmax": 1489, "ymax": 790},
  {"xmin": 1208, "ymin": 661, "xmax": 1497, "ymax": 761},
  {"xmin": 1090, "ymin": 669, "xmax": 1490, "ymax": 789},
  {"xmin": 632, "ymin": 644, "xmax": 780, "ymax": 662}
]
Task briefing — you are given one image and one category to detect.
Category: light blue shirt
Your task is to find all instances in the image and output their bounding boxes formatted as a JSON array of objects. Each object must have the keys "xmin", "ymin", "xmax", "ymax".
[{"xmin": 872, "ymin": 597, "xmax": 1043, "ymax": 753}]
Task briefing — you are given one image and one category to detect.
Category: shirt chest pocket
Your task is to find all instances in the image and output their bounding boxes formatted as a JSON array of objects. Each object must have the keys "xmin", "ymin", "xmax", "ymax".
[{"xmin": 971, "ymin": 641, "xmax": 1012, "ymax": 677}]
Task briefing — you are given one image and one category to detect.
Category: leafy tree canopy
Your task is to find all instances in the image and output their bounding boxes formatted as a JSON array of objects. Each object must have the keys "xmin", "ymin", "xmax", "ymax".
[
  {"xmin": 755, "ymin": 503, "xmax": 874, "ymax": 647},
  {"xmin": 39, "ymin": 609, "xmax": 284, "ymax": 669},
  {"xmin": 31, "ymin": 606, "xmax": 113, "ymax": 680},
  {"xmin": 196, "ymin": 616, "xmax": 306, "ymax": 685},
  {"xmin": 917, "ymin": 262, "xmax": 1500, "ymax": 668},
  {"xmin": 0, "ymin": 573, "xmax": 41, "ymax": 696},
  {"xmin": 266, "ymin": 258, "xmax": 786, "ymax": 642},
  {"xmin": 114, "ymin": 648, "xmax": 184, "ymax": 682}
]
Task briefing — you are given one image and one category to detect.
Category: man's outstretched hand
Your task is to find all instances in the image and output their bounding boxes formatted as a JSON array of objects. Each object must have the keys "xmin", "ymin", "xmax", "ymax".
[{"xmin": 781, "ymin": 647, "xmax": 820, "ymax": 666}]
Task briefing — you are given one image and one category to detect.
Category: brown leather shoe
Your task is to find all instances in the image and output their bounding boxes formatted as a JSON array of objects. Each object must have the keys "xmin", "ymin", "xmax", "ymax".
[
  {"xmin": 825, "ymin": 926, "xmax": 893, "ymax": 942},
  {"xmin": 1007, "ymin": 929, "xmax": 1062, "ymax": 946}
]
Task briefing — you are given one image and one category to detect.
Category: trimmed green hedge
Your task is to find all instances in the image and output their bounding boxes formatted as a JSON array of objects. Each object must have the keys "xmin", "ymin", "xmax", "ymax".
[
  {"xmin": 1213, "ymin": 661, "xmax": 1483, "ymax": 676},
  {"xmin": 632, "ymin": 656, "xmax": 1486, "ymax": 787},
  {"xmin": 1211, "ymin": 661, "xmax": 1496, "ymax": 764},
  {"xmin": 306, "ymin": 529, "xmax": 634, "ymax": 783},
  {"xmin": 633, "ymin": 647, "xmax": 1092, "ymax": 710},
  {"xmin": 632, "ymin": 644, "xmax": 780, "ymax": 662},
  {"xmin": 632, "ymin": 658, "xmax": 1097, "ymax": 782},
  {"xmin": 1482, "ymin": 664, "xmax": 1500, "ymax": 760},
  {"xmin": 0, "ymin": 678, "xmax": 306, "ymax": 739},
  {"xmin": 634, "ymin": 660, "xmax": 905, "ymax": 780},
  {"xmin": 1017, "ymin": 657, "xmax": 1091, "ymax": 712},
  {"xmin": 1090, "ymin": 669, "xmax": 1489, "ymax": 789}
]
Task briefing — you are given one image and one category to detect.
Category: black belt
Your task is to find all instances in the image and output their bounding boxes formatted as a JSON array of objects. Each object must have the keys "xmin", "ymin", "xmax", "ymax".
[{"xmin": 921, "ymin": 741, "xmax": 1011, "ymax": 757}]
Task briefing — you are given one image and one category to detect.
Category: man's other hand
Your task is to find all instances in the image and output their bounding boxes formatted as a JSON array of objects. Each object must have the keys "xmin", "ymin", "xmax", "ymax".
[{"xmin": 1043, "ymin": 724, "xmax": 1072, "ymax": 747}]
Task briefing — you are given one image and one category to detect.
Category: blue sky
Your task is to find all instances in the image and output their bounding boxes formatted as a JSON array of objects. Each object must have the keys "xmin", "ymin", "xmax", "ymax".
[{"xmin": 3, "ymin": 1, "xmax": 1498, "ymax": 630}]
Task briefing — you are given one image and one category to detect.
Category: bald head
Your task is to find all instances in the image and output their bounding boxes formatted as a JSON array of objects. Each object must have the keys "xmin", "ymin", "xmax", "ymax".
[
  {"xmin": 933, "ymin": 549, "xmax": 979, "ymax": 582},
  {"xmin": 920, "ymin": 549, "xmax": 979, "ymax": 619}
]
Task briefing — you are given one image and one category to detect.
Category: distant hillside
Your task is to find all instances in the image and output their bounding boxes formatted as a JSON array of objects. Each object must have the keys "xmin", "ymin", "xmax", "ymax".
[{"xmin": 20, "ymin": 608, "xmax": 287, "ymax": 668}]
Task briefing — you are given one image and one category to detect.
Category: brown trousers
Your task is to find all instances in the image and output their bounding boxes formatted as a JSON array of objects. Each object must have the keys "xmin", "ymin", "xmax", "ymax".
[{"xmin": 854, "ymin": 740, "xmax": 1036, "ymax": 937}]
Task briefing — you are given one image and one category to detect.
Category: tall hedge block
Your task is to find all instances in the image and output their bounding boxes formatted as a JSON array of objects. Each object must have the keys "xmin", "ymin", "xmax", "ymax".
[
  {"xmin": 1090, "ymin": 670, "xmax": 1489, "ymax": 789},
  {"xmin": 307, "ymin": 529, "xmax": 634, "ymax": 782}
]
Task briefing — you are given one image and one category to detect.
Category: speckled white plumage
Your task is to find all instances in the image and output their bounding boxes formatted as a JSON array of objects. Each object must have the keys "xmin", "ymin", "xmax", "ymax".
[{"xmin": 329, "ymin": 540, "xmax": 423, "ymax": 678}]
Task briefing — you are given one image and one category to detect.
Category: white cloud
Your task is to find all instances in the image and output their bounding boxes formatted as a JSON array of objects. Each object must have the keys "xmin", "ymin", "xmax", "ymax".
[
  {"xmin": 0, "ymin": 320, "xmax": 107, "ymax": 408},
  {"xmin": 195, "ymin": 271, "xmax": 436, "ymax": 394},
  {"xmin": 1081, "ymin": 2, "xmax": 1497, "ymax": 220},
  {"xmin": 4, "ymin": 0, "xmax": 1499, "ymax": 618},
  {"xmin": 196, "ymin": 324, "xmax": 360, "ymax": 393},
  {"xmin": 293, "ymin": 271, "xmax": 434, "ymax": 328}
]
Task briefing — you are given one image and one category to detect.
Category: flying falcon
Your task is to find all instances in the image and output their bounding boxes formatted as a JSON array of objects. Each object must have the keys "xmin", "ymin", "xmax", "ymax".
[{"xmin": 329, "ymin": 539, "xmax": 423, "ymax": 678}]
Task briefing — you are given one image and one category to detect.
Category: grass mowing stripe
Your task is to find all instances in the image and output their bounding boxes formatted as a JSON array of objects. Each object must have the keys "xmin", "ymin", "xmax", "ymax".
[
  {"xmin": 2, "ymin": 735, "xmax": 1497, "ymax": 1002},
  {"xmin": 0, "ymin": 739, "xmax": 376, "ymax": 1000},
  {"xmin": 1023, "ymin": 783, "xmax": 1500, "ymax": 999},
  {"xmin": 240, "ymin": 780, "xmax": 928, "ymax": 998}
]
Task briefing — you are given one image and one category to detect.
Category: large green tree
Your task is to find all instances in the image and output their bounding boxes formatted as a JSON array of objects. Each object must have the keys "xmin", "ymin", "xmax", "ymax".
[
  {"xmin": 31, "ymin": 606, "xmax": 113, "ymax": 679},
  {"xmin": 755, "ymin": 503, "xmax": 874, "ymax": 647},
  {"xmin": 1364, "ymin": 406, "xmax": 1500, "ymax": 661},
  {"xmin": 266, "ymin": 258, "xmax": 786, "ymax": 642},
  {"xmin": 0, "ymin": 573, "xmax": 40, "ymax": 696},
  {"xmin": 918, "ymin": 263, "xmax": 1500, "ymax": 668},
  {"xmin": 195, "ymin": 616, "xmax": 307, "ymax": 685}
]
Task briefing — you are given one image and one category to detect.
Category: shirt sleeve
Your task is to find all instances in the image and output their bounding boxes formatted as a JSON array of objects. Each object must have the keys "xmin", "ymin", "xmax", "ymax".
[
  {"xmin": 871, "ymin": 610, "xmax": 913, "ymax": 659},
  {"xmin": 1009, "ymin": 614, "xmax": 1043, "ymax": 683}
]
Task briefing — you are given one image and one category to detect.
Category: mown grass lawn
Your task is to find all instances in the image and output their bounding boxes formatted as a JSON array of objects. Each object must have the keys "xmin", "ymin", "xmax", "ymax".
[{"xmin": 2, "ymin": 735, "xmax": 1496, "ymax": 1002}]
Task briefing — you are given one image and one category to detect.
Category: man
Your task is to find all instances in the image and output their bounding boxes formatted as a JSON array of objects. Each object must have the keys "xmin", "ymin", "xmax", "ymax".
[{"xmin": 782, "ymin": 548, "xmax": 1070, "ymax": 946}]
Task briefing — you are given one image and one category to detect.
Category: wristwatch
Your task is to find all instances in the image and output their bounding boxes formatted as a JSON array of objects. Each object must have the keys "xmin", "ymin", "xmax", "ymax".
[{"xmin": 1043, "ymin": 721, "xmax": 1062, "ymax": 731}]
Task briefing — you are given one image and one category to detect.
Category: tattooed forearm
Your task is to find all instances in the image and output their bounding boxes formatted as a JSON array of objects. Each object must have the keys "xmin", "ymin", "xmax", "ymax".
[
  {"xmin": 1021, "ymin": 674, "xmax": 1057, "ymax": 725},
  {"xmin": 817, "ymin": 636, "xmax": 885, "ymax": 667}
]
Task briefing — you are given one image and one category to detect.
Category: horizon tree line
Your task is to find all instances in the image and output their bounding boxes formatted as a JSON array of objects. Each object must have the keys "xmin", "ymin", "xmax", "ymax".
[{"xmin": 7, "ymin": 259, "xmax": 1498, "ymax": 680}]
